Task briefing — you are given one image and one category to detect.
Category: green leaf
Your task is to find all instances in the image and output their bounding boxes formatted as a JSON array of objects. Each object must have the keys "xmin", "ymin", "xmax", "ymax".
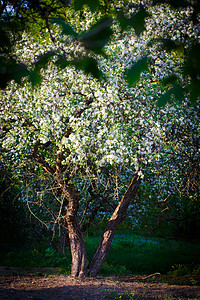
[
  {"xmin": 184, "ymin": 44, "xmax": 200, "ymax": 79},
  {"xmin": 118, "ymin": 11, "xmax": 130, "ymax": 32},
  {"xmin": 161, "ymin": 75, "xmax": 178, "ymax": 85},
  {"xmin": 0, "ymin": 26, "xmax": 11, "ymax": 49},
  {"xmin": 29, "ymin": 70, "xmax": 42, "ymax": 87},
  {"xmin": 0, "ymin": 58, "xmax": 30, "ymax": 89},
  {"xmin": 157, "ymin": 89, "xmax": 173, "ymax": 107},
  {"xmin": 51, "ymin": 18, "xmax": 78, "ymax": 38},
  {"xmin": 118, "ymin": 8, "xmax": 148, "ymax": 35},
  {"xmin": 56, "ymin": 56, "xmax": 103, "ymax": 79},
  {"xmin": 30, "ymin": 51, "xmax": 57, "ymax": 87},
  {"xmin": 79, "ymin": 17, "xmax": 113, "ymax": 54},
  {"xmin": 158, "ymin": 38, "xmax": 181, "ymax": 52},
  {"xmin": 126, "ymin": 57, "xmax": 149, "ymax": 87},
  {"xmin": 187, "ymin": 80, "xmax": 200, "ymax": 103},
  {"xmin": 157, "ymin": 84, "xmax": 185, "ymax": 107},
  {"xmin": 34, "ymin": 51, "xmax": 57, "ymax": 71},
  {"xmin": 153, "ymin": 0, "xmax": 188, "ymax": 8},
  {"xmin": 171, "ymin": 84, "xmax": 185, "ymax": 103},
  {"xmin": 72, "ymin": 0, "xmax": 99, "ymax": 12},
  {"xmin": 55, "ymin": 56, "xmax": 70, "ymax": 69},
  {"xmin": 70, "ymin": 57, "xmax": 103, "ymax": 79},
  {"xmin": 129, "ymin": 8, "xmax": 148, "ymax": 36}
]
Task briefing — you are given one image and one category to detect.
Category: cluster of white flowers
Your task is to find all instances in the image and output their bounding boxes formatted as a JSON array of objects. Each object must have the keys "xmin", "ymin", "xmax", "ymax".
[{"xmin": 1, "ymin": 2, "xmax": 199, "ymax": 197}]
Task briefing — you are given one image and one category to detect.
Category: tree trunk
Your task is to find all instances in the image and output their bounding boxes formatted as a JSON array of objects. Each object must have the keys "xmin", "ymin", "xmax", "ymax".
[
  {"xmin": 88, "ymin": 172, "xmax": 141, "ymax": 276},
  {"xmin": 63, "ymin": 186, "xmax": 88, "ymax": 277},
  {"xmin": 59, "ymin": 172, "xmax": 140, "ymax": 277}
]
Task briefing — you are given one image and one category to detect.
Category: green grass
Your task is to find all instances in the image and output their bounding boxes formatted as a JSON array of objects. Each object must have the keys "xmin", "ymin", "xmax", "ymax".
[
  {"xmin": 85, "ymin": 234, "xmax": 200, "ymax": 275},
  {"xmin": 1, "ymin": 234, "xmax": 200, "ymax": 276},
  {"xmin": 0, "ymin": 244, "xmax": 71, "ymax": 273}
]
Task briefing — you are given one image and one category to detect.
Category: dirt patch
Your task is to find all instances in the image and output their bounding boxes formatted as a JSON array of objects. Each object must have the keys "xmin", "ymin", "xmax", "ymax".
[{"xmin": 0, "ymin": 267, "xmax": 199, "ymax": 299}]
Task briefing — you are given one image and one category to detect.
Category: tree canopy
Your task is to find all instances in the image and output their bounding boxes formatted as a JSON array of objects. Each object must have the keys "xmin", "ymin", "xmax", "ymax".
[{"xmin": 1, "ymin": 0, "xmax": 199, "ymax": 104}]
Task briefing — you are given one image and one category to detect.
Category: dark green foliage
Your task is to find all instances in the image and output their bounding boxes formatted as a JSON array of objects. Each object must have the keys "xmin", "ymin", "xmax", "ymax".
[
  {"xmin": 72, "ymin": 0, "xmax": 100, "ymax": 12},
  {"xmin": 184, "ymin": 44, "xmax": 200, "ymax": 103},
  {"xmin": 154, "ymin": 39, "xmax": 200, "ymax": 105},
  {"xmin": 51, "ymin": 18, "xmax": 78, "ymax": 38},
  {"xmin": 118, "ymin": 8, "xmax": 148, "ymax": 36},
  {"xmin": 128, "ymin": 8, "xmax": 148, "ymax": 36},
  {"xmin": 0, "ymin": 165, "xmax": 26, "ymax": 248},
  {"xmin": 30, "ymin": 51, "xmax": 58, "ymax": 86},
  {"xmin": 158, "ymin": 38, "xmax": 180, "ymax": 52},
  {"xmin": 161, "ymin": 75, "xmax": 178, "ymax": 85},
  {"xmin": 169, "ymin": 263, "xmax": 200, "ymax": 277},
  {"xmin": 86, "ymin": 234, "xmax": 200, "ymax": 275},
  {"xmin": 153, "ymin": 0, "xmax": 198, "ymax": 11},
  {"xmin": 0, "ymin": 57, "xmax": 30, "ymax": 89},
  {"xmin": 79, "ymin": 17, "xmax": 113, "ymax": 55},
  {"xmin": 56, "ymin": 56, "xmax": 104, "ymax": 79},
  {"xmin": 1, "ymin": 0, "xmax": 199, "ymax": 107},
  {"xmin": 151, "ymin": 1, "xmax": 200, "ymax": 105},
  {"xmin": 0, "ymin": 22, "xmax": 12, "ymax": 51},
  {"xmin": 126, "ymin": 57, "xmax": 149, "ymax": 87},
  {"xmin": 0, "ymin": 164, "xmax": 55, "ymax": 251},
  {"xmin": 1, "ymin": 233, "xmax": 199, "ymax": 276},
  {"xmin": 156, "ymin": 84, "xmax": 185, "ymax": 107},
  {"xmin": 72, "ymin": 57, "xmax": 104, "ymax": 79},
  {"xmin": 1, "ymin": 244, "xmax": 71, "ymax": 272},
  {"xmin": 34, "ymin": 51, "xmax": 57, "ymax": 72},
  {"xmin": 0, "ymin": 0, "xmax": 69, "ymax": 88}
]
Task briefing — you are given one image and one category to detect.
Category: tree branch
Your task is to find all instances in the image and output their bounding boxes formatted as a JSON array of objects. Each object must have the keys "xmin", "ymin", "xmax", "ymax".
[{"xmin": 31, "ymin": 139, "xmax": 55, "ymax": 176}]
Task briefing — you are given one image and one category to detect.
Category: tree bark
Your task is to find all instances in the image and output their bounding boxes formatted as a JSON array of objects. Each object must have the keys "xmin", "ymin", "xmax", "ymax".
[
  {"xmin": 63, "ymin": 186, "xmax": 88, "ymax": 277},
  {"xmin": 88, "ymin": 171, "xmax": 141, "ymax": 276}
]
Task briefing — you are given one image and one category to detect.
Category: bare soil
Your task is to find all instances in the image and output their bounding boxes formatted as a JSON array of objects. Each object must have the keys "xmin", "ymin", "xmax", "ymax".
[{"xmin": 0, "ymin": 267, "xmax": 199, "ymax": 299}]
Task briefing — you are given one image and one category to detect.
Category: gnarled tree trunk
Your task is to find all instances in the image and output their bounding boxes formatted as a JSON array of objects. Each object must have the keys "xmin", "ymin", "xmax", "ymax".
[
  {"xmin": 88, "ymin": 171, "xmax": 141, "ymax": 276},
  {"xmin": 63, "ymin": 172, "xmax": 140, "ymax": 277},
  {"xmin": 63, "ymin": 186, "xmax": 88, "ymax": 277}
]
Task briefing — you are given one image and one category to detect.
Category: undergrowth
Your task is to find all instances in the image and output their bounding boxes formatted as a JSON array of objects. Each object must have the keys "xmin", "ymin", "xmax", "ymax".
[
  {"xmin": 85, "ymin": 234, "xmax": 200, "ymax": 276},
  {"xmin": 1, "ymin": 244, "xmax": 71, "ymax": 273},
  {"xmin": 1, "ymin": 234, "xmax": 200, "ymax": 276}
]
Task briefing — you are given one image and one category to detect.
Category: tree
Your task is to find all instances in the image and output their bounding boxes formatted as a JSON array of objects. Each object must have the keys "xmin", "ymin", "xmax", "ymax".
[
  {"xmin": 1, "ymin": 0, "xmax": 199, "ymax": 277},
  {"xmin": 129, "ymin": 104, "xmax": 200, "ymax": 239}
]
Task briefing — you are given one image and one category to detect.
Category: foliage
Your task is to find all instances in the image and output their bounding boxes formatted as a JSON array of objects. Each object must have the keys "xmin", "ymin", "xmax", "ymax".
[
  {"xmin": 1, "ymin": 245, "xmax": 70, "ymax": 272},
  {"xmin": 169, "ymin": 263, "xmax": 200, "ymax": 277},
  {"xmin": 97, "ymin": 234, "xmax": 200, "ymax": 275},
  {"xmin": 1, "ymin": 0, "xmax": 199, "ymax": 104},
  {"xmin": 0, "ymin": 163, "xmax": 45, "ymax": 249},
  {"xmin": 1, "ymin": 234, "xmax": 200, "ymax": 276},
  {"xmin": 0, "ymin": 0, "xmax": 69, "ymax": 88}
]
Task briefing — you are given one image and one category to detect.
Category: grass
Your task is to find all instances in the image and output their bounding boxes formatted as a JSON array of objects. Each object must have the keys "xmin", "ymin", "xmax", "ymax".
[
  {"xmin": 0, "ymin": 244, "xmax": 71, "ymax": 273},
  {"xmin": 85, "ymin": 234, "xmax": 200, "ymax": 276},
  {"xmin": 1, "ymin": 234, "xmax": 200, "ymax": 276}
]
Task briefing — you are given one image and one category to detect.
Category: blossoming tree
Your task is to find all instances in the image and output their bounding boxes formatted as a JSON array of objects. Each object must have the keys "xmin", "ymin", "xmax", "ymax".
[{"xmin": 1, "ymin": 1, "xmax": 199, "ymax": 277}]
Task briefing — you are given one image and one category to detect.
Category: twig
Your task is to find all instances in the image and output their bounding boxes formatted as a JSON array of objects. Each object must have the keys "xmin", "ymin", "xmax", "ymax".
[{"xmin": 142, "ymin": 273, "xmax": 161, "ymax": 280}]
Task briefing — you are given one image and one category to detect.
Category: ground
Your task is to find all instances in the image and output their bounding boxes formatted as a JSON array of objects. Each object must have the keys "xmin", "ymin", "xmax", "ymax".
[{"xmin": 0, "ymin": 267, "xmax": 199, "ymax": 299}]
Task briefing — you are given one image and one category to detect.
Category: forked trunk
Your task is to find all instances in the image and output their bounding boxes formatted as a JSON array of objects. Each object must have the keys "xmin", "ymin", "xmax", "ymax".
[
  {"xmin": 63, "ymin": 172, "xmax": 140, "ymax": 277},
  {"xmin": 88, "ymin": 172, "xmax": 141, "ymax": 276}
]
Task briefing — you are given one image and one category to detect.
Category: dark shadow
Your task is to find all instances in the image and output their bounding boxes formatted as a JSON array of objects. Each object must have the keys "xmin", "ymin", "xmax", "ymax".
[{"xmin": 0, "ymin": 279, "xmax": 200, "ymax": 300}]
